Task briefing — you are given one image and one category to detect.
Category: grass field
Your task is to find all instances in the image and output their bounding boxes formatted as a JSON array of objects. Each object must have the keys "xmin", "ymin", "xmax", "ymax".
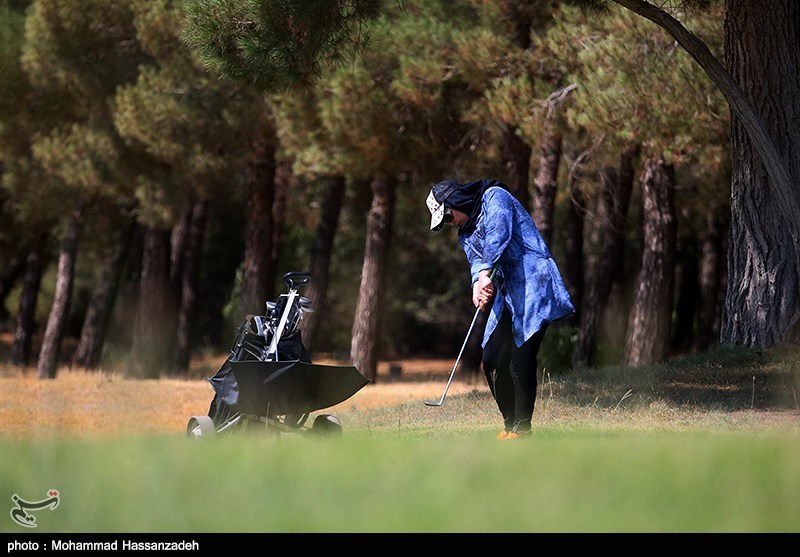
[{"xmin": 1, "ymin": 345, "xmax": 798, "ymax": 533}]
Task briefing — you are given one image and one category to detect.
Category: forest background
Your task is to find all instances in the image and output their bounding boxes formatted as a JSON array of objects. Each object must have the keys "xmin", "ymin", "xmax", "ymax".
[{"xmin": 1, "ymin": 0, "xmax": 797, "ymax": 384}]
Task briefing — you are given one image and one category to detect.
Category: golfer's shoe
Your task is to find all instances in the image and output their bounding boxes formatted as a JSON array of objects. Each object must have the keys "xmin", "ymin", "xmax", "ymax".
[
  {"xmin": 500, "ymin": 426, "xmax": 532, "ymax": 440},
  {"xmin": 503, "ymin": 431, "xmax": 530, "ymax": 440}
]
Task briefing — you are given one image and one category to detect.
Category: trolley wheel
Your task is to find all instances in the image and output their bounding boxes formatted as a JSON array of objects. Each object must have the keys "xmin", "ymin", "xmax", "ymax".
[
  {"xmin": 186, "ymin": 415, "xmax": 216, "ymax": 439},
  {"xmin": 312, "ymin": 414, "xmax": 342, "ymax": 437},
  {"xmin": 284, "ymin": 413, "xmax": 309, "ymax": 429}
]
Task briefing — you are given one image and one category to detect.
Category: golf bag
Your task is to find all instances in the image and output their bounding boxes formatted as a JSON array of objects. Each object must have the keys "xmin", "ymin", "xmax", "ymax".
[
  {"xmin": 207, "ymin": 272, "xmax": 314, "ymax": 427},
  {"xmin": 188, "ymin": 271, "xmax": 369, "ymax": 439}
]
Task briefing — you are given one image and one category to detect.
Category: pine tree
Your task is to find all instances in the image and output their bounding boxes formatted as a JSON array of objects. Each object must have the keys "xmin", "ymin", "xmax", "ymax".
[{"xmin": 573, "ymin": 0, "xmax": 800, "ymax": 348}]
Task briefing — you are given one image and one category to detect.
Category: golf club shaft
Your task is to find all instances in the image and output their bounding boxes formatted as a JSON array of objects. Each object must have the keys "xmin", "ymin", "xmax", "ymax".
[
  {"xmin": 424, "ymin": 305, "xmax": 482, "ymax": 406},
  {"xmin": 425, "ymin": 267, "xmax": 497, "ymax": 406}
]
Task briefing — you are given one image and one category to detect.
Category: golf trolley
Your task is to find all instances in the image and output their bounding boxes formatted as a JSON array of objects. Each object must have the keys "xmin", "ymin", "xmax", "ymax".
[{"xmin": 186, "ymin": 271, "xmax": 370, "ymax": 439}]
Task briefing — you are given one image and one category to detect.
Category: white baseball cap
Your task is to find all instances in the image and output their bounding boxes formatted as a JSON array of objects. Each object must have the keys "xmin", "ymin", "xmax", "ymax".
[{"xmin": 426, "ymin": 179, "xmax": 459, "ymax": 231}]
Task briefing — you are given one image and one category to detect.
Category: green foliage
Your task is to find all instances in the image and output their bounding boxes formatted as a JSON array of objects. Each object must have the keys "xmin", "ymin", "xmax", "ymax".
[
  {"xmin": 547, "ymin": 3, "xmax": 728, "ymax": 162},
  {"xmin": 14, "ymin": 0, "xmax": 162, "ymax": 237},
  {"xmin": 22, "ymin": 0, "xmax": 148, "ymax": 107},
  {"xmin": 539, "ymin": 325, "xmax": 579, "ymax": 375},
  {"xmin": 316, "ymin": 2, "xmax": 477, "ymax": 179},
  {"xmin": 131, "ymin": 0, "xmax": 197, "ymax": 65},
  {"xmin": 536, "ymin": 1, "xmax": 730, "ymax": 262},
  {"xmin": 566, "ymin": 0, "xmax": 714, "ymax": 13},
  {"xmin": 0, "ymin": 2, "xmax": 28, "ymax": 123},
  {"xmin": 112, "ymin": 65, "xmax": 252, "ymax": 187},
  {"xmin": 271, "ymin": 1, "xmax": 504, "ymax": 351},
  {"xmin": 382, "ymin": 181, "xmax": 474, "ymax": 356},
  {"xmin": 563, "ymin": 0, "xmax": 610, "ymax": 11},
  {"xmin": 31, "ymin": 123, "xmax": 119, "ymax": 195},
  {"xmin": 0, "ymin": 0, "xmax": 744, "ymax": 364},
  {"xmin": 181, "ymin": 0, "xmax": 383, "ymax": 92},
  {"xmin": 451, "ymin": 1, "xmax": 570, "ymax": 172},
  {"xmin": 271, "ymin": 90, "xmax": 340, "ymax": 178},
  {"xmin": 0, "ymin": 1, "xmax": 74, "ymax": 243}
]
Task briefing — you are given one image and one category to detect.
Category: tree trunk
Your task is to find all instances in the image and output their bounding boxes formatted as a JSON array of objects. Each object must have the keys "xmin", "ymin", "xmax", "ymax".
[
  {"xmin": 501, "ymin": 3, "xmax": 534, "ymax": 211},
  {"xmin": 128, "ymin": 225, "xmax": 173, "ymax": 378},
  {"xmin": 561, "ymin": 151, "xmax": 587, "ymax": 329},
  {"xmin": 613, "ymin": 144, "xmax": 640, "ymax": 281},
  {"xmin": 531, "ymin": 128, "xmax": 563, "ymax": 247},
  {"xmin": 268, "ymin": 160, "xmax": 292, "ymax": 301},
  {"xmin": 723, "ymin": 1, "xmax": 800, "ymax": 346},
  {"xmin": 72, "ymin": 219, "xmax": 136, "ymax": 369},
  {"xmin": 12, "ymin": 247, "xmax": 45, "ymax": 367},
  {"xmin": 0, "ymin": 256, "xmax": 25, "ymax": 322},
  {"xmin": 301, "ymin": 174, "xmax": 346, "ymax": 352},
  {"xmin": 613, "ymin": 0, "xmax": 800, "ymax": 346},
  {"xmin": 170, "ymin": 206, "xmax": 192, "ymax": 292},
  {"xmin": 36, "ymin": 203, "xmax": 86, "ymax": 379},
  {"xmin": 572, "ymin": 146, "xmax": 637, "ymax": 368},
  {"xmin": 172, "ymin": 200, "xmax": 208, "ymax": 374},
  {"xmin": 239, "ymin": 124, "xmax": 277, "ymax": 319},
  {"xmin": 502, "ymin": 127, "xmax": 532, "ymax": 211},
  {"xmin": 613, "ymin": 0, "xmax": 800, "ymax": 235},
  {"xmin": 695, "ymin": 203, "xmax": 729, "ymax": 351},
  {"xmin": 625, "ymin": 156, "xmax": 677, "ymax": 366},
  {"xmin": 670, "ymin": 239, "xmax": 698, "ymax": 354},
  {"xmin": 350, "ymin": 176, "xmax": 395, "ymax": 381}
]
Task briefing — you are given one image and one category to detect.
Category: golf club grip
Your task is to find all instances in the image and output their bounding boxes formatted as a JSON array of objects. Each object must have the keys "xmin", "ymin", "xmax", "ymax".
[{"xmin": 451, "ymin": 266, "xmax": 497, "ymax": 376}]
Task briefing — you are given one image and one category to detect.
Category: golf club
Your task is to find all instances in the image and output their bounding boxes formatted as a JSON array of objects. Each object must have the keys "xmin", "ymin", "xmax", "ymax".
[{"xmin": 424, "ymin": 267, "xmax": 496, "ymax": 407}]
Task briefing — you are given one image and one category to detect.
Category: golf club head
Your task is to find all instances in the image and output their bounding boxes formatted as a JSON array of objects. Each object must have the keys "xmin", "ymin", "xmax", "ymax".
[{"xmin": 423, "ymin": 398, "xmax": 444, "ymax": 407}]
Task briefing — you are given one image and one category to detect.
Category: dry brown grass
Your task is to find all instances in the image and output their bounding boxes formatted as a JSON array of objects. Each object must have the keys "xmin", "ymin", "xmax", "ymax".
[
  {"xmin": 0, "ymin": 357, "xmax": 485, "ymax": 439},
  {"xmin": 2, "ymin": 344, "xmax": 798, "ymax": 440}
]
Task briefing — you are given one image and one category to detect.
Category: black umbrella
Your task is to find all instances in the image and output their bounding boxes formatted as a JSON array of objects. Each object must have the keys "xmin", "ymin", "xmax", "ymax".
[{"xmin": 224, "ymin": 359, "xmax": 371, "ymax": 416}]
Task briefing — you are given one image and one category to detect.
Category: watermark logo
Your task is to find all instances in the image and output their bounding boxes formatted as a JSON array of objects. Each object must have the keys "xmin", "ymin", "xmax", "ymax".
[{"xmin": 9, "ymin": 490, "xmax": 59, "ymax": 528}]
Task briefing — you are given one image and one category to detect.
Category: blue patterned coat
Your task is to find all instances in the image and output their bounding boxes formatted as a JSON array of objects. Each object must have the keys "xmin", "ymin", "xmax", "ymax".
[{"xmin": 458, "ymin": 186, "xmax": 575, "ymax": 348}]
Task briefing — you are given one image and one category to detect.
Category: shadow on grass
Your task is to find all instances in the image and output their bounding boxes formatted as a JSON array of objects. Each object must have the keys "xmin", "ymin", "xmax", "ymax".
[{"xmin": 546, "ymin": 344, "xmax": 800, "ymax": 412}]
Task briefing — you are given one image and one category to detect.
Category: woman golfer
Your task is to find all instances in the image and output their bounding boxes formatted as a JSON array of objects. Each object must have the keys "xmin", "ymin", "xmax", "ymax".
[{"xmin": 427, "ymin": 178, "xmax": 574, "ymax": 439}]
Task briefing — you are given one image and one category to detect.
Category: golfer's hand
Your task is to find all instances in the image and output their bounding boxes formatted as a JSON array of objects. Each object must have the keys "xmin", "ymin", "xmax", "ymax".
[{"xmin": 472, "ymin": 271, "xmax": 495, "ymax": 310}]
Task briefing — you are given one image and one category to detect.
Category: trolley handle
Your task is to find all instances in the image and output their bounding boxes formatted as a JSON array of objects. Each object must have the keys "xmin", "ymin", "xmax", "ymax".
[{"xmin": 283, "ymin": 271, "xmax": 311, "ymax": 289}]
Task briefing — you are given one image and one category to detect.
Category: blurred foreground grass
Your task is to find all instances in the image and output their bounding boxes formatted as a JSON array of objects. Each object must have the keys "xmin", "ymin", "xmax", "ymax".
[{"xmin": 1, "ymin": 430, "xmax": 798, "ymax": 533}]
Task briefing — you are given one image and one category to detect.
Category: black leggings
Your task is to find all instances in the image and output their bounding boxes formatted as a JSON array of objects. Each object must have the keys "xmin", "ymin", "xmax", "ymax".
[{"xmin": 482, "ymin": 310, "xmax": 547, "ymax": 433}]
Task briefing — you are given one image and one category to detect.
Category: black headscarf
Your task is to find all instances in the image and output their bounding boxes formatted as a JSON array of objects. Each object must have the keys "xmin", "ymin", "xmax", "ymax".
[{"xmin": 444, "ymin": 179, "xmax": 507, "ymax": 236}]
